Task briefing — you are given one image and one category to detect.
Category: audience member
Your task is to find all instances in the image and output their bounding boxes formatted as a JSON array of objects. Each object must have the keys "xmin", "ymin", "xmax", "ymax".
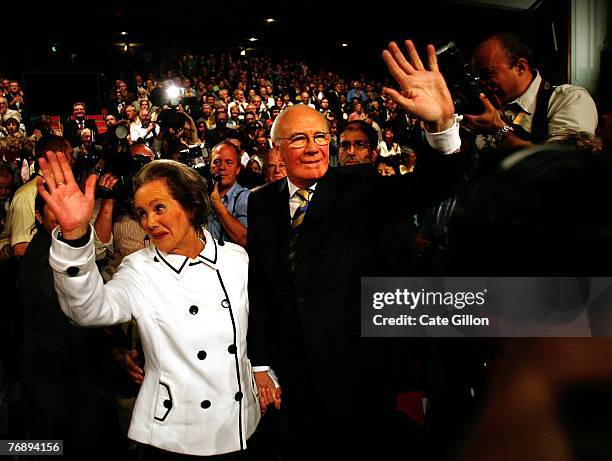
[
  {"xmin": 338, "ymin": 120, "xmax": 378, "ymax": 166},
  {"xmin": 263, "ymin": 145, "xmax": 286, "ymax": 183},
  {"xmin": 63, "ymin": 101, "xmax": 99, "ymax": 149},
  {"xmin": 207, "ymin": 140, "xmax": 249, "ymax": 247}
]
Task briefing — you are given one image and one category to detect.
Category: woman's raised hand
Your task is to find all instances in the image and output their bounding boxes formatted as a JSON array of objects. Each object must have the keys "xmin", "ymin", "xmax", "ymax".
[{"xmin": 36, "ymin": 151, "xmax": 97, "ymax": 240}]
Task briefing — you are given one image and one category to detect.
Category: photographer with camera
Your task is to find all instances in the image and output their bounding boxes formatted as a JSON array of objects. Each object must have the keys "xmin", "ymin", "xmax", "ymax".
[
  {"xmin": 207, "ymin": 140, "xmax": 249, "ymax": 248},
  {"xmin": 416, "ymin": 32, "xmax": 600, "ymax": 273},
  {"xmin": 73, "ymin": 128, "xmax": 104, "ymax": 186},
  {"xmin": 130, "ymin": 108, "xmax": 159, "ymax": 147},
  {"xmin": 461, "ymin": 33, "xmax": 598, "ymax": 155}
]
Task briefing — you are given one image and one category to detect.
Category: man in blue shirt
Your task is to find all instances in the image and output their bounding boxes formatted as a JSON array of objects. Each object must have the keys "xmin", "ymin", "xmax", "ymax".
[
  {"xmin": 346, "ymin": 81, "xmax": 367, "ymax": 104},
  {"xmin": 207, "ymin": 141, "xmax": 249, "ymax": 247}
]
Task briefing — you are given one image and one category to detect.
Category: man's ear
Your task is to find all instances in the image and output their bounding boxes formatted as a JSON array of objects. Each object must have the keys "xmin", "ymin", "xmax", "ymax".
[
  {"xmin": 371, "ymin": 149, "xmax": 378, "ymax": 163},
  {"xmin": 515, "ymin": 58, "xmax": 529, "ymax": 76}
]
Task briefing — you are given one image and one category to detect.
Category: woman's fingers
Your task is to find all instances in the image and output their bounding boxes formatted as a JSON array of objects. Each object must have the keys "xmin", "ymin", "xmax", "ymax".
[
  {"xmin": 37, "ymin": 156, "xmax": 57, "ymax": 192},
  {"xmin": 36, "ymin": 174, "xmax": 50, "ymax": 198},
  {"xmin": 57, "ymin": 151, "xmax": 77, "ymax": 185},
  {"xmin": 46, "ymin": 151, "xmax": 66, "ymax": 187}
]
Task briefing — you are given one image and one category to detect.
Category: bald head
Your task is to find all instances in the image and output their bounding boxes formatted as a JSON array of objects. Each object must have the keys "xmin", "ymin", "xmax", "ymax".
[
  {"xmin": 472, "ymin": 34, "xmax": 533, "ymax": 104},
  {"xmin": 271, "ymin": 105, "xmax": 330, "ymax": 188},
  {"xmin": 130, "ymin": 143, "xmax": 155, "ymax": 160},
  {"xmin": 271, "ymin": 105, "xmax": 328, "ymax": 144}
]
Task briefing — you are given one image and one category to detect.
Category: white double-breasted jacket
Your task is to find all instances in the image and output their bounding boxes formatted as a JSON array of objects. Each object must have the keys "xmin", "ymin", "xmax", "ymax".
[{"xmin": 48, "ymin": 227, "xmax": 260, "ymax": 456}]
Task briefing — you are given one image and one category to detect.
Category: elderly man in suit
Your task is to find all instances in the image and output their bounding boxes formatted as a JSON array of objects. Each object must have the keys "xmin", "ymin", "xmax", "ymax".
[
  {"xmin": 248, "ymin": 40, "xmax": 464, "ymax": 460},
  {"xmin": 63, "ymin": 101, "xmax": 99, "ymax": 149}
]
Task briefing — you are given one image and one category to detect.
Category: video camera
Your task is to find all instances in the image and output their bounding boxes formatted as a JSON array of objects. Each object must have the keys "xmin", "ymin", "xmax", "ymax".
[
  {"xmin": 85, "ymin": 147, "xmax": 153, "ymax": 201},
  {"xmin": 435, "ymin": 42, "xmax": 497, "ymax": 115},
  {"xmin": 179, "ymin": 143, "xmax": 210, "ymax": 174}
]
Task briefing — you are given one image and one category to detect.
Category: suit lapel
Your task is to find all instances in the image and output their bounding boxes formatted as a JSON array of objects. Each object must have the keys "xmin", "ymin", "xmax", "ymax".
[
  {"xmin": 303, "ymin": 168, "xmax": 338, "ymax": 229},
  {"xmin": 295, "ymin": 169, "xmax": 339, "ymax": 289},
  {"xmin": 275, "ymin": 178, "xmax": 291, "ymax": 225},
  {"xmin": 272, "ymin": 179, "xmax": 291, "ymax": 271}
]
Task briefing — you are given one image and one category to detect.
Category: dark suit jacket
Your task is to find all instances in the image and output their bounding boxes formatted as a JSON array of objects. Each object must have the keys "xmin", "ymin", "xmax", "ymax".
[
  {"xmin": 247, "ymin": 147, "xmax": 464, "ymax": 454},
  {"xmin": 63, "ymin": 118, "xmax": 99, "ymax": 149},
  {"xmin": 325, "ymin": 90, "xmax": 344, "ymax": 120}
]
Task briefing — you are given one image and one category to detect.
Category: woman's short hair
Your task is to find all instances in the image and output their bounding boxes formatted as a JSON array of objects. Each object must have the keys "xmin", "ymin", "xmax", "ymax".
[{"xmin": 132, "ymin": 160, "xmax": 212, "ymax": 228}]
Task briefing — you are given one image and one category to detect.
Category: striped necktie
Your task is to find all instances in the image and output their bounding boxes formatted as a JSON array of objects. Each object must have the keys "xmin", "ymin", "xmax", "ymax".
[{"xmin": 288, "ymin": 188, "xmax": 312, "ymax": 277}]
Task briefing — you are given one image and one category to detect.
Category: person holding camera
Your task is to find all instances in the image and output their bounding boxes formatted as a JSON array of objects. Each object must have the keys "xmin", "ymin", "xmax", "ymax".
[
  {"xmin": 462, "ymin": 32, "xmax": 598, "ymax": 155},
  {"xmin": 72, "ymin": 128, "xmax": 104, "ymax": 186},
  {"xmin": 130, "ymin": 108, "xmax": 159, "ymax": 147},
  {"xmin": 207, "ymin": 140, "xmax": 249, "ymax": 248},
  {"xmin": 416, "ymin": 32, "xmax": 600, "ymax": 273},
  {"xmin": 36, "ymin": 152, "xmax": 265, "ymax": 459}
]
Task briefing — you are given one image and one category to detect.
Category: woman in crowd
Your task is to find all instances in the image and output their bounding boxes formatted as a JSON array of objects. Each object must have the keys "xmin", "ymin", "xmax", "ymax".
[
  {"xmin": 378, "ymin": 127, "xmax": 402, "ymax": 157},
  {"xmin": 36, "ymin": 153, "xmax": 270, "ymax": 459},
  {"xmin": 246, "ymin": 155, "xmax": 262, "ymax": 175}
]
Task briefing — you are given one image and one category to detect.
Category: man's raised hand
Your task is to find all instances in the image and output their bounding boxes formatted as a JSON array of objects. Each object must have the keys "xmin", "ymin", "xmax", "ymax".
[{"xmin": 382, "ymin": 40, "xmax": 455, "ymax": 132}]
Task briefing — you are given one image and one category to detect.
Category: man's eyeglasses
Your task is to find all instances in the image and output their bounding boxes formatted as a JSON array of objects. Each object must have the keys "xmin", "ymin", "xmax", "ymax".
[
  {"xmin": 276, "ymin": 132, "xmax": 330, "ymax": 149},
  {"xmin": 339, "ymin": 140, "xmax": 370, "ymax": 151}
]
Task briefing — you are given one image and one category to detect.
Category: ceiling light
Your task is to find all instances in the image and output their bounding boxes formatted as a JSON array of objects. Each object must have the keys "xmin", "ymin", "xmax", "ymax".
[
  {"xmin": 265, "ymin": 18, "xmax": 276, "ymax": 23},
  {"xmin": 248, "ymin": 37, "xmax": 258, "ymax": 42}
]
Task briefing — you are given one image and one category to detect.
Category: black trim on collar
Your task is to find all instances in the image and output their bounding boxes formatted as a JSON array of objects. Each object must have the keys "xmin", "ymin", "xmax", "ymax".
[
  {"xmin": 155, "ymin": 248, "xmax": 188, "ymax": 274},
  {"xmin": 198, "ymin": 235, "xmax": 218, "ymax": 264}
]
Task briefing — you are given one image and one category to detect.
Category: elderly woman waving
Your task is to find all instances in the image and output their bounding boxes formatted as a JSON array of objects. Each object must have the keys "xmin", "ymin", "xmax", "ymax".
[{"xmin": 36, "ymin": 152, "xmax": 270, "ymax": 459}]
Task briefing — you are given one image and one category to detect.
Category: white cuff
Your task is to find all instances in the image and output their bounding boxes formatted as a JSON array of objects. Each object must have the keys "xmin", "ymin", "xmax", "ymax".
[
  {"xmin": 252, "ymin": 365, "xmax": 270, "ymax": 372},
  {"xmin": 425, "ymin": 115, "xmax": 463, "ymax": 155},
  {"xmin": 49, "ymin": 225, "xmax": 96, "ymax": 276},
  {"xmin": 252, "ymin": 366, "xmax": 280, "ymax": 388}
]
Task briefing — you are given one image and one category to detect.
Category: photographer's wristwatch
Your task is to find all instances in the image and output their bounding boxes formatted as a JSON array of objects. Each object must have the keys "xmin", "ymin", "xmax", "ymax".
[{"xmin": 494, "ymin": 124, "xmax": 514, "ymax": 144}]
